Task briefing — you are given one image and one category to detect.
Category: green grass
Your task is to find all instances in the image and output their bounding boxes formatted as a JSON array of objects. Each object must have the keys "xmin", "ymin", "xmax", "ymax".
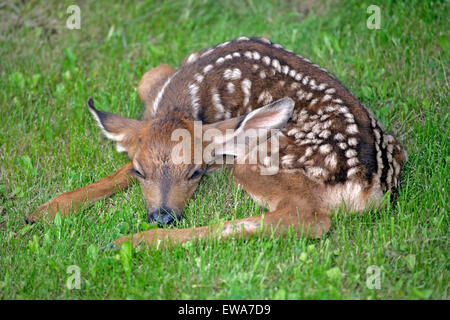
[{"xmin": 0, "ymin": 0, "xmax": 448, "ymax": 299}]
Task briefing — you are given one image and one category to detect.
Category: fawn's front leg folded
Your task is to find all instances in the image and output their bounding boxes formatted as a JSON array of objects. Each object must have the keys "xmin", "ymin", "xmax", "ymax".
[{"xmin": 27, "ymin": 162, "xmax": 133, "ymax": 222}]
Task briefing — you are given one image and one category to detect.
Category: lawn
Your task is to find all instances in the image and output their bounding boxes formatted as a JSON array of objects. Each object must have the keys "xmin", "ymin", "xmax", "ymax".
[{"xmin": 0, "ymin": 0, "xmax": 448, "ymax": 299}]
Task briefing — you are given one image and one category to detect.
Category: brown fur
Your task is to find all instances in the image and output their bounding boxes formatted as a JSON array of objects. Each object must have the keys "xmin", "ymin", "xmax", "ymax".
[{"xmin": 29, "ymin": 37, "xmax": 407, "ymax": 248}]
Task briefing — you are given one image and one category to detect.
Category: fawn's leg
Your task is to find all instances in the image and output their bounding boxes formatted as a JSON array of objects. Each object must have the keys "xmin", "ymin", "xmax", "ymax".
[
  {"xmin": 28, "ymin": 162, "xmax": 133, "ymax": 222},
  {"xmin": 114, "ymin": 199, "xmax": 330, "ymax": 248},
  {"xmin": 114, "ymin": 163, "xmax": 331, "ymax": 248}
]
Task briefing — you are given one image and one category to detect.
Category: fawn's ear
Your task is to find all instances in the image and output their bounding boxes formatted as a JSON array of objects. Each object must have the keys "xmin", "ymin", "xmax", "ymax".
[
  {"xmin": 235, "ymin": 97, "xmax": 294, "ymax": 131},
  {"xmin": 204, "ymin": 97, "xmax": 295, "ymax": 161},
  {"xmin": 87, "ymin": 97, "xmax": 142, "ymax": 153}
]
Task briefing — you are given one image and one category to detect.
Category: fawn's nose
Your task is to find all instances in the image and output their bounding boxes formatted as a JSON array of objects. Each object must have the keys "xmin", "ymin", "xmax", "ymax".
[{"xmin": 147, "ymin": 206, "xmax": 178, "ymax": 226}]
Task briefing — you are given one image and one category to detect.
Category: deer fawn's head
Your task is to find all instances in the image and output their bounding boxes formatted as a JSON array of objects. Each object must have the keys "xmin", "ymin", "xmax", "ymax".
[{"xmin": 87, "ymin": 97, "xmax": 294, "ymax": 226}]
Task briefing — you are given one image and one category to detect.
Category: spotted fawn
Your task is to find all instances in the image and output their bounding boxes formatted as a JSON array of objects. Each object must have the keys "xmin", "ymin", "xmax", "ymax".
[{"xmin": 29, "ymin": 37, "xmax": 407, "ymax": 247}]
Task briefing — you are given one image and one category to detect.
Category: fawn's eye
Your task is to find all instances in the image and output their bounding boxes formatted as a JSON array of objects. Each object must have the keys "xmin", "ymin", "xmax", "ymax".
[
  {"xmin": 189, "ymin": 168, "xmax": 205, "ymax": 180},
  {"xmin": 131, "ymin": 168, "xmax": 145, "ymax": 179}
]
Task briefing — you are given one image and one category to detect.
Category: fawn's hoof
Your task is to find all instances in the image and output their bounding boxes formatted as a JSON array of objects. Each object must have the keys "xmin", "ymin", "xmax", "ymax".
[{"xmin": 102, "ymin": 243, "xmax": 120, "ymax": 251}]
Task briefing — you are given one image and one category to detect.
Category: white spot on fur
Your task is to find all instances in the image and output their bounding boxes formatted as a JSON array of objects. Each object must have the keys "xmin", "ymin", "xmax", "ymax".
[
  {"xmin": 287, "ymin": 128, "xmax": 299, "ymax": 136},
  {"xmin": 224, "ymin": 68, "xmax": 242, "ymax": 80},
  {"xmin": 307, "ymin": 166, "xmax": 327, "ymax": 178},
  {"xmin": 345, "ymin": 116, "xmax": 355, "ymax": 124},
  {"xmin": 325, "ymin": 152, "xmax": 337, "ymax": 169},
  {"xmin": 302, "ymin": 57, "xmax": 311, "ymax": 63},
  {"xmin": 295, "ymin": 132, "xmax": 305, "ymax": 139},
  {"xmin": 203, "ymin": 64, "xmax": 213, "ymax": 74},
  {"xmin": 347, "ymin": 157, "xmax": 359, "ymax": 167},
  {"xmin": 257, "ymin": 91, "xmax": 273, "ymax": 105},
  {"xmin": 296, "ymin": 90, "xmax": 306, "ymax": 100},
  {"xmin": 281, "ymin": 154, "xmax": 296, "ymax": 166},
  {"xmin": 348, "ymin": 137, "xmax": 358, "ymax": 147},
  {"xmin": 152, "ymin": 75, "xmax": 174, "ymax": 115},
  {"xmin": 319, "ymin": 144, "xmax": 332, "ymax": 154},
  {"xmin": 347, "ymin": 166, "xmax": 360, "ymax": 178},
  {"xmin": 312, "ymin": 123, "xmax": 322, "ymax": 134},
  {"xmin": 189, "ymin": 83, "xmax": 200, "ymax": 117},
  {"xmin": 318, "ymin": 83, "xmax": 327, "ymax": 91},
  {"xmin": 186, "ymin": 53, "xmax": 198, "ymax": 64},
  {"xmin": 302, "ymin": 76, "xmax": 309, "ymax": 86},
  {"xmin": 241, "ymin": 78, "xmax": 252, "ymax": 106},
  {"xmin": 194, "ymin": 73, "xmax": 204, "ymax": 83},
  {"xmin": 201, "ymin": 48, "xmax": 214, "ymax": 57},
  {"xmin": 339, "ymin": 106, "xmax": 349, "ymax": 114},
  {"xmin": 318, "ymin": 130, "xmax": 331, "ymax": 139},
  {"xmin": 325, "ymin": 105, "xmax": 337, "ymax": 113},
  {"xmin": 218, "ymin": 41, "xmax": 230, "ymax": 48},
  {"xmin": 346, "ymin": 124, "xmax": 359, "ymax": 134},
  {"xmin": 211, "ymin": 88, "xmax": 225, "ymax": 113},
  {"xmin": 309, "ymin": 98, "xmax": 318, "ymax": 106},
  {"xmin": 322, "ymin": 120, "xmax": 332, "ymax": 129},
  {"xmin": 227, "ymin": 82, "xmax": 235, "ymax": 93},
  {"xmin": 305, "ymin": 147, "xmax": 313, "ymax": 157},
  {"xmin": 272, "ymin": 59, "xmax": 281, "ymax": 72},
  {"xmin": 322, "ymin": 94, "xmax": 332, "ymax": 102},
  {"xmin": 244, "ymin": 51, "xmax": 253, "ymax": 59}
]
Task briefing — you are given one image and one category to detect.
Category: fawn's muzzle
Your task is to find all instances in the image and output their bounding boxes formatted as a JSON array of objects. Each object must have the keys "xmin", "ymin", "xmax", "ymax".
[{"xmin": 147, "ymin": 206, "xmax": 180, "ymax": 226}]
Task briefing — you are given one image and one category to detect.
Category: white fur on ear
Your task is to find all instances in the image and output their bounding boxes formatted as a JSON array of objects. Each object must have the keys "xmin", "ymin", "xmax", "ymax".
[
  {"xmin": 86, "ymin": 97, "xmax": 125, "ymax": 142},
  {"xmin": 209, "ymin": 98, "xmax": 295, "ymax": 161},
  {"xmin": 239, "ymin": 97, "xmax": 295, "ymax": 131}
]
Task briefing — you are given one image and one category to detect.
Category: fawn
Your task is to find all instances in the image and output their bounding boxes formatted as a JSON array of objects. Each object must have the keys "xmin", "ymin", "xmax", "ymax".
[{"xmin": 28, "ymin": 37, "xmax": 407, "ymax": 248}]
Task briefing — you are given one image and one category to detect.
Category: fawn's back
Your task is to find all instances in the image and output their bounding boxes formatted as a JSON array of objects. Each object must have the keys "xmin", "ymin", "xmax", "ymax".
[{"xmin": 143, "ymin": 37, "xmax": 406, "ymax": 199}]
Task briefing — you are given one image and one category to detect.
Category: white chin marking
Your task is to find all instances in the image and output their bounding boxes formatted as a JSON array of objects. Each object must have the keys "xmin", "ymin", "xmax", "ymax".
[
  {"xmin": 116, "ymin": 143, "xmax": 127, "ymax": 153},
  {"xmin": 103, "ymin": 131, "xmax": 125, "ymax": 142}
]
